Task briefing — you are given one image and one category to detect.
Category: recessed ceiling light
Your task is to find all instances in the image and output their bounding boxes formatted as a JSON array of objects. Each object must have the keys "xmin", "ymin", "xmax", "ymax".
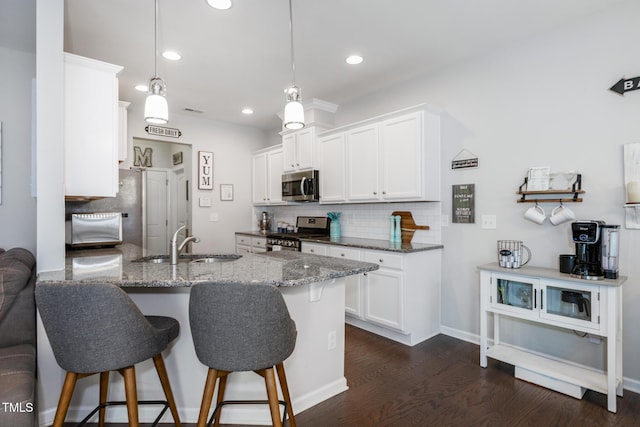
[
  {"xmin": 345, "ymin": 55, "xmax": 364, "ymax": 65},
  {"xmin": 135, "ymin": 84, "xmax": 148, "ymax": 92},
  {"xmin": 241, "ymin": 108, "xmax": 254, "ymax": 115},
  {"xmin": 206, "ymin": 0, "xmax": 232, "ymax": 10},
  {"xmin": 162, "ymin": 51, "xmax": 181, "ymax": 61}
]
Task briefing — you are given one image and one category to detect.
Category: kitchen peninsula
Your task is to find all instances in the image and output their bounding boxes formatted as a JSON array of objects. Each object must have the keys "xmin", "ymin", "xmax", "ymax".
[{"xmin": 36, "ymin": 244, "xmax": 379, "ymax": 425}]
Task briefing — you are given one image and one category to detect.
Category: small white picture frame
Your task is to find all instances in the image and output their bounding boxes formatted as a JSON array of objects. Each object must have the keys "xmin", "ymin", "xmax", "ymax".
[{"xmin": 220, "ymin": 184, "xmax": 233, "ymax": 201}]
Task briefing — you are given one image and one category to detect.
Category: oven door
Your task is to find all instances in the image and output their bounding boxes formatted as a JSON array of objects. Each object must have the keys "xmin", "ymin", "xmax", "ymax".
[{"xmin": 266, "ymin": 238, "xmax": 300, "ymax": 251}]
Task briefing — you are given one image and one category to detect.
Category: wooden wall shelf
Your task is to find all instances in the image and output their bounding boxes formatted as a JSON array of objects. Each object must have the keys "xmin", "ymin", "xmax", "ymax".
[{"xmin": 517, "ymin": 174, "xmax": 584, "ymax": 203}]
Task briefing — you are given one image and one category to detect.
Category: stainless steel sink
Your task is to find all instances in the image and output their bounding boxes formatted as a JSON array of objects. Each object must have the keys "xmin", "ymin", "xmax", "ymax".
[{"xmin": 132, "ymin": 254, "xmax": 242, "ymax": 264}]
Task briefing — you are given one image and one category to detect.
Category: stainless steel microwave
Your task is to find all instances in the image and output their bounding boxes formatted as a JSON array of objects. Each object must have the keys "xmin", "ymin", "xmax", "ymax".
[
  {"xmin": 282, "ymin": 170, "xmax": 319, "ymax": 202},
  {"xmin": 65, "ymin": 212, "xmax": 123, "ymax": 247}
]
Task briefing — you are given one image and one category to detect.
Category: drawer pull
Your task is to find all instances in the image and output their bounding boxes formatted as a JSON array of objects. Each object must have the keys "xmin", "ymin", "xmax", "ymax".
[{"xmin": 379, "ymin": 258, "xmax": 384, "ymax": 263}]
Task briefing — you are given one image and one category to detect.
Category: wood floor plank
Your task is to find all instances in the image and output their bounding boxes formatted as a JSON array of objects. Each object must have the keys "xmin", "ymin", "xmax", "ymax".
[{"xmin": 64, "ymin": 324, "xmax": 640, "ymax": 427}]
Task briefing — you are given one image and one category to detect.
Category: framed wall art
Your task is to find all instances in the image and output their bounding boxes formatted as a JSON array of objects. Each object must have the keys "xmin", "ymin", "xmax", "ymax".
[
  {"xmin": 220, "ymin": 184, "xmax": 234, "ymax": 201},
  {"xmin": 198, "ymin": 151, "xmax": 213, "ymax": 190}
]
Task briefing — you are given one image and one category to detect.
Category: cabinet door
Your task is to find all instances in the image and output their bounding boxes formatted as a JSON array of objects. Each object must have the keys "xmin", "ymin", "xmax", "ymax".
[
  {"xmin": 118, "ymin": 101, "xmax": 130, "ymax": 163},
  {"xmin": 282, "ymin": 133, "xmax": 296, "ymax": 173},
  {"xmin": 267, "ymin": 148, "xmax": 284, "ymax": 204},
  {"xmin": 318, "ymin": 133, "xmax": 346, "ymax": 203},
  {"xmin": 540, "ymin": 280, "xmax": 602, "ymax": 332},
  {"xmin": 364, "ymin": 268, "xmax": 404, "ymax": 331},
  {"xmin": 329, "ymin": 246, "xmax": 363, "ymax": 318},
  {"xmin": 381, "ymin": 112, "xmax": 423, "ymax": 200},
  {"xmin": 346, "ymin": 124, "xmax": 380, "ymax": 201},
  {"xmin": 64, "ymin": 54, "xmax": 122, "ymax": 198},
  {"xmin": 295, "ymin": 128, "xmax": 315, "ymax": 170},
  {"xmin": 490, "ymin": 273, "xmax": 539, "ymax": 320},
  {"xmin": 252, "ymin": 152, "xmax": 268, "ymax": 204}
]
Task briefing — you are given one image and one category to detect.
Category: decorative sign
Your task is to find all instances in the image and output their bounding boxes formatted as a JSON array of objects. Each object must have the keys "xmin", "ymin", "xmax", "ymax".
[
  {"xmin": 220, "ymin": 184, "xmax": 234, "ymax": 201},
  {"xmin": 145, "ymin": 125, "xmax": 182, "ymax": 138},
  {"xmin": 133, "ymin": 146, "xmax": 153, "ymax": 167},
  {"xmin": 451, "ymin": 148, "xmax": 478, "ymax": 170},
  {"xmin": 610, "ymin": 76, "xmax": 640, "ymax": 96},
  {"xmin": 452, "ymin": 184, "xmax": 475, "ymax": 224},
  {"xmin": 198, "ymin": 151, "xmax": 213, "ymax": 190}
]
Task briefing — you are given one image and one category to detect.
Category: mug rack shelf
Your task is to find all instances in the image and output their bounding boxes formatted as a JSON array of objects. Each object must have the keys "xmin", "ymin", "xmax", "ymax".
[{"xmin": 517, "ymin": 174, "xmax": 584, "ymax": 203}]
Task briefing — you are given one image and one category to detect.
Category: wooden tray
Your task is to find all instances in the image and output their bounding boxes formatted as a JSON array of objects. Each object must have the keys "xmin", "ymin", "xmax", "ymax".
[{"xmin": 392, "ymin": 211, "xmax": 429, "ymax": 243}]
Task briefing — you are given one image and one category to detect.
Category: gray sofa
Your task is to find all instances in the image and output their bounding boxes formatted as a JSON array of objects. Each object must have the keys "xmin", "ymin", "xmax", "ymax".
[{"xmin": 0, "ymin": 248, "xmax": 37, "ymax": 427}]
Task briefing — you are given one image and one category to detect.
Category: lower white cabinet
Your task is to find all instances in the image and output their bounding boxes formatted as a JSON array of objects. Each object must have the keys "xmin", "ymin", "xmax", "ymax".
[
  {"xmin": 303, "ymin": 241, "xmax": 442, "ymax": 346},
  {"xmin": 479, "ymin": 264, "xmax": 626, "ymax": 413},
  {"xmin": 235, "ymin": 234, "xmax": 267, "ymax": 254}
]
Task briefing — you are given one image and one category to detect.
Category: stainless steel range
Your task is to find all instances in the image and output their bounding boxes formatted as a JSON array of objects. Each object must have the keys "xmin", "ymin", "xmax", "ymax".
[{"xmin": 266, "ymin": 216, "xmax": 330, "ymax": 251}]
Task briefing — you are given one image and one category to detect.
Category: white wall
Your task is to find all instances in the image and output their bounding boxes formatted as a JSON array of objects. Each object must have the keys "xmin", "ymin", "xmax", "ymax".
[
  {"xmin": 0, "ymin": 47, "xmax": 36, "ymax": 253},
  {"xmin": 126, "ymin": 105, "xmax": 270, "ymax": 254},
  {"xmin": 333, "ymin": 1, "xmax": 640, "ymax": 388}
]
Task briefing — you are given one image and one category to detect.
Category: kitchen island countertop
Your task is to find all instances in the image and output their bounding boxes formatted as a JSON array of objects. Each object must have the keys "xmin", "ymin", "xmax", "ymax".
[{"xmin": 36, "ymin": 243, "xmax": 379, "ymax": 287}]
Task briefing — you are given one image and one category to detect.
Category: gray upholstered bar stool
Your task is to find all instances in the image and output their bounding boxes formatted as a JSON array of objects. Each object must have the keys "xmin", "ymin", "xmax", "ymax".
[
  {"xmin": 36, "ymin": 283, "xmax": 182, "ymax": 427},
  {"xmin": 189, "ymin": 282, "xmax": 297, "ymax": 427}
]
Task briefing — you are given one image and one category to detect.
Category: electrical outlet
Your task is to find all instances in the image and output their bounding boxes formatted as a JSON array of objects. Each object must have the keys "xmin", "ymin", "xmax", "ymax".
[
  {"xmin": 328, "ymin": 331, "xmax": 337, "ymax": 350},
  {"xmin": 481, "ymin": 215, "xmax": 497, "ymax": 229}
]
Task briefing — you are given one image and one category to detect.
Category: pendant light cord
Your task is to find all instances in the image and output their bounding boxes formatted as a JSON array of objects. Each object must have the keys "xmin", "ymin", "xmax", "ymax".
[
  {"xmin": 154, "ymin": 0, "xmax": 158, "ymax": 78},
  {"xmin": 288, "ymin": 0, "xmax": 296, "ymax": 86}
]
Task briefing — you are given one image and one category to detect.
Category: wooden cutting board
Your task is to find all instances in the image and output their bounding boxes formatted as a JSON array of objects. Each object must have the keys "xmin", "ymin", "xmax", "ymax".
[{"xmin": 391, "ymin": 211, "xmax": 429, "ymax": 243}]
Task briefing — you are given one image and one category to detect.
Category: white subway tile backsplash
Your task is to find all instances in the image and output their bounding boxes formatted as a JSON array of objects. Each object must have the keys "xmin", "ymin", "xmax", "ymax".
[{"xmin": 264, "ymin": 202, "xmax": 442, "ymax": 244}]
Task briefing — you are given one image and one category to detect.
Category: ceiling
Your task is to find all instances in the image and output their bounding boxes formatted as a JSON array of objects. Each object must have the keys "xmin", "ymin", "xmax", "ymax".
[{"xmin": 3, "ymin": 0, "xmax": 627, "ymax": 130}]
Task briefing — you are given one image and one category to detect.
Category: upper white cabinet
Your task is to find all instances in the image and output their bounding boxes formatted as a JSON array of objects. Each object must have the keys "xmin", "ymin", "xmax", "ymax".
[
  {"xmin": 252, "ymin": 146, "xmax": 285, "ymax": 205},
  {"xmin": 118, "ymin": 101, "xmax": 130, "ymax": 163},
  {"xmin": 64, "ymin": 53, "xmax": 123, "ymax": 198},
  {"xmin": 318, "ymin": 133, "xmax": 347, "ymax": 203},
  {"xmin": 282, "ymin": 127, "xmax": 317, "ymax": 172},
  {"xmin": 318, "ymin": 105, "xmax": 441, "ymax": 204}
]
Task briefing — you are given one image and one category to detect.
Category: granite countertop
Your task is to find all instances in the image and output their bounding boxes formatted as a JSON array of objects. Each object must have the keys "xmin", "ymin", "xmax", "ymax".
[
  {"xmin": 236, "ymin": 231, "xmax": 444, "ymax": 253},
  {"xmin": 36, "ymin": 243, "xmax": 379, "ymax": 288}
]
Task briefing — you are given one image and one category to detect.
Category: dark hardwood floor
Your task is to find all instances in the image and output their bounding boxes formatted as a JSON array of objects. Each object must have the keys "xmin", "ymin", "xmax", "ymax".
[{"xmin": 65, "ymin": 324, "xmax": 640, "ymax": 427}]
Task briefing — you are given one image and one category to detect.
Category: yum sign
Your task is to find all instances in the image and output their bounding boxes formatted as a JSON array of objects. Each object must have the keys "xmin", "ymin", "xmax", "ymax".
[{"xmin": 198, "ymin": 151, "xmax": 213, "ymax": 190}]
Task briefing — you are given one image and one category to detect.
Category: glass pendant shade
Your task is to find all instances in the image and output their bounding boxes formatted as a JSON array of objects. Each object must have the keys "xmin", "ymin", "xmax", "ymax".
[
  {"xmin": 284, "ymin": 86, "xmax": 304, "ymax": 130},
  {"xmin": 144, "ymin": 77, "xmax": 168, "ymax": 124}
]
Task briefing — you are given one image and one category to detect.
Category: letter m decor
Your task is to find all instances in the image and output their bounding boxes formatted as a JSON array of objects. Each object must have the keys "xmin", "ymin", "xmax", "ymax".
[
  {"xmin": 198, "ymin": 151, "xmax": 213, "ymax": 190},
  {"xmin": 133, "ymin": 146, "xmax": 153, "ymax": 167}
]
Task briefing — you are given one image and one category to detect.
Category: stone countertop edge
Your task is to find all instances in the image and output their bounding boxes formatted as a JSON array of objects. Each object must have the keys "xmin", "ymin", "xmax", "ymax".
[
  {"xmin": 477, "ymin": 262, "xmax": 627, "ymax": 287},
  {"xmin": 236, "ymin": 231, "xmax": 444, "ymax": 253},
  {"xmin": 36, "ymin": 244, "xmax": 380, "ymax": 288}
]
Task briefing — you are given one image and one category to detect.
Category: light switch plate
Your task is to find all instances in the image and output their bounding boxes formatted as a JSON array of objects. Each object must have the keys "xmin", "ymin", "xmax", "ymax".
[
  {"xmin": 209, "ymin": 213, "xmax": 219, "ymax": 222},
  {"xmin": 481, "ymin": 215, "xmax": 497, "ymax": 229}
]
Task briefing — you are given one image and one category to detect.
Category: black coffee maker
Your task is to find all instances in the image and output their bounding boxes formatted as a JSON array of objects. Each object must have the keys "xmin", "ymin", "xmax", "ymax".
[{"xmin": 571, "ymin": 220, "xmax": 605, "ymax": 280}]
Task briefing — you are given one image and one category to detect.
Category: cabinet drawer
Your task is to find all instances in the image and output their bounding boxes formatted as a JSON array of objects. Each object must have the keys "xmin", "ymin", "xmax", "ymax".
[
  {"xmin": 252, "ymin": 237, "xmax": 266, "ymax": 248},
  {"xmin": 364, "ymin": 251, "xmax": 403, "ymax": 270},
  {"xmin": 301, "ymin": 243, "xmax": 328, "ymax": 255},
  {"xmin": 328, "ymin": 246, "xmax": 361, "ymax": 261},
  {"xmin": 236, "ymin": 235, "xmax": 252, "ymax": 246}
]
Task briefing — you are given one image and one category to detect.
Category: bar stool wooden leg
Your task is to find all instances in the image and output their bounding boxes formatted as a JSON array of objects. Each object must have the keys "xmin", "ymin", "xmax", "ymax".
[
  {"xmin": 276, "ymin": 363, "xmax": 296, "ymax": 427},
  {"xmin": 198, "ymin": 368, "xmax": 217, "ymax": 427},
  {"xmin": 99, "ymin": 371, "xmax": 109, "ymax": 427},
  {"xmin": 122, "ymin": 366, "xmax": 139, "ymax": 427},
  {"xmin": 213, "ymin": 372, "xmax": 228, "ymax": 427},
  {"xmin": 153, "ymin": 354, "xmax": 182, "ymax": 426},
  {"xmin": 263, "ymin": 368, "xmax": 283, "ymax": 427},
  {"xmin": 52, "ymin": 372, "xmax": 78, "ymax": 427}
]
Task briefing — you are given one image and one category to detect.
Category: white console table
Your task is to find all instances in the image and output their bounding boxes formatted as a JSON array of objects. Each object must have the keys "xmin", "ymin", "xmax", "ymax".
[{"xmin": 478, "ymin": 263, "xmax": 626, "ymax": 413}]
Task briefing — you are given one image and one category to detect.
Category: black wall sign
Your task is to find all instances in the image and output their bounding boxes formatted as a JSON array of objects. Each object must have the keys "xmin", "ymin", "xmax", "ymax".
[{"xmin": 610, "ymin": 77, "xmax": 640, "ymax": 95}]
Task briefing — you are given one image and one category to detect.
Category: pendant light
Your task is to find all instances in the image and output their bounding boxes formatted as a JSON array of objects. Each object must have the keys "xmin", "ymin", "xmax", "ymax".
[
  {"xmin": 144, "ymin": 0, "xmax": 169, "ymax": 124},
  {"xmin": 283, "ymin": 0, "xmax": 304, "ymax": 130}
]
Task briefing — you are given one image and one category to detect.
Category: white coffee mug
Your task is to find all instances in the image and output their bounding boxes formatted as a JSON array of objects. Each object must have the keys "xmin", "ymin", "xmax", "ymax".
[
  {"xmin": 524, "ymin": 204, "xmax": 546, "ymax": 224},
  {"xmin": 549, "ymin": 204, "xmax": 575, "ymax": 225}
]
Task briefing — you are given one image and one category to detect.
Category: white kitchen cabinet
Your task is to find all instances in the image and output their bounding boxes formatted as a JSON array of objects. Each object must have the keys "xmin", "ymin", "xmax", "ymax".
[
  {"xmin": 118, "ymin": 101, "xmax": 130, "ymax": 163},
  {"xmin": 282, "ymin": 127, "xmax": 317, "ymax": 172},
  {"xmin": 235, "ymin": 234, "xmax": 267, "ymax": 254},
  {"xmin": 318, "ymin": 104, "xmax": 441, "ymax": 204},
  {"xmin": 328, "ymin": 246, "xmax": 362, "ymax": 317},
  {"xmin": 346, "ymin": 124, "xmax": 380, "ymax": 201},
  {"xmin": 64, "ymin": 53, "xmax": 123, "ymax": 198},
  {"xmin": 479, "ymin": 264, "xmax": 625, "ymax": 413},
  {"xmin": 318, "ymin": 133, "xmax": 347, "ymax": 203},
  {"xmin": 252, "ymin": 146, "xmax": 284, "ymax": 205},
  {"xmin": 302, "ymin": 241, "xmax": 441, "ymax": 346}
]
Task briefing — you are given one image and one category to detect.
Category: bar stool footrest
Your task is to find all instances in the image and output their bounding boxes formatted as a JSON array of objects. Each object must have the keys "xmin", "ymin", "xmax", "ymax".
[
  {"xmin": 75, "ymin": 399, "xmax": 170, "ymax": 427},
  {"xmin": 208, "ymin": 399, "xmax": 288, "ymax": 426}
]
